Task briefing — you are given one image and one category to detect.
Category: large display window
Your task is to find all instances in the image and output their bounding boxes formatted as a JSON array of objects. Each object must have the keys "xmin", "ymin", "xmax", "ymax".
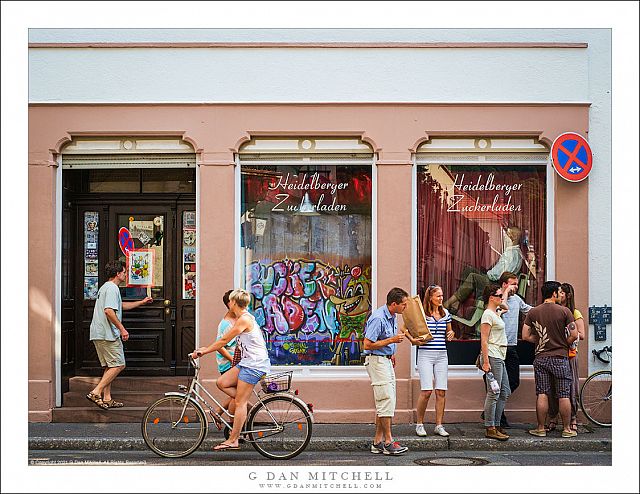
[
  {"xmin": 239, "ymin": 138, "xmax": 373, "ymax": 367},
  {"xmin": 416, "ymin": 138, "xmax": 548, "ymax": 365}
]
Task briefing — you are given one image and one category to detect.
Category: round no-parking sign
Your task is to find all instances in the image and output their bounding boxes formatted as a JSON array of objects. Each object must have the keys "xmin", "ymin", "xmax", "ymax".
[
  {"xmin": 551, "ymin": 132, "xmax": 593, "ymax": 182},
  {"xmin": 118, "ymin": 227, "xmax": 134, "ymax": 256}
]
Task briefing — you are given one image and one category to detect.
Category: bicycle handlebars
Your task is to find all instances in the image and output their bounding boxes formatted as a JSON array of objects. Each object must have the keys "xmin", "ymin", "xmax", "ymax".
[
  {"xmin": 187, "ymin": 353, "xmax": 201, "ymax": 369},
  {"xmin": 592, "ymin": 346, "xmax": 612, "ymax": 364}
]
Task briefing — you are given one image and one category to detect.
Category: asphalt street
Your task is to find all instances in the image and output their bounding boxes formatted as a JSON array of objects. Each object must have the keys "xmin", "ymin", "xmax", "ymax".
[{"xmin": 28, "ymin": 448, "xmax": 612, "ymax": 467}]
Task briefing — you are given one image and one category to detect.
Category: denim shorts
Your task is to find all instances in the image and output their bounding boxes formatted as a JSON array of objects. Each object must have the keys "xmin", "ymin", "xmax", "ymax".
[{"xmin": 237, "ymin": 365, "xmax": 266, "ymax": 385}]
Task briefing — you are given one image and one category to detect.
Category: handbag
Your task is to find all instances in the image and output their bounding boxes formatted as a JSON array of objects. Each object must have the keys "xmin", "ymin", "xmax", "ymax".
[{"xmin": 401, "ymin": 295, "xmax": 433, "ymax": 342}]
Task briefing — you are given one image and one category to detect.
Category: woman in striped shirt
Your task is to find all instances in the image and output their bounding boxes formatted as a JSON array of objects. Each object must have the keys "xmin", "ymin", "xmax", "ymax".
[{"xmin": 405, "ymin": 285, "xmax": 455, "ymax": 437}]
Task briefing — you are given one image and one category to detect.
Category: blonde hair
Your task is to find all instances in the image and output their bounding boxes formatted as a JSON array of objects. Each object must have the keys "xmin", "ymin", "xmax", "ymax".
[{"xmin": 229, "ymin": 288, "xmax": 251, "ymax": 309}]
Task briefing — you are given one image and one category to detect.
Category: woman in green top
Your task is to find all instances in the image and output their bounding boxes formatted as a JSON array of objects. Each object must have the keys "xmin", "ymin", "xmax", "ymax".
[{"xmin": 479, "ymin": 283, "xmax": 511, "ymax": 441}]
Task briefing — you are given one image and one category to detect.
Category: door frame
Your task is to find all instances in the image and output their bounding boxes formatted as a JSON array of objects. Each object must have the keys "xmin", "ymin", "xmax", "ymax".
[{"xmin": 68, "ymin": 194, "xmax": 195, "ymax": 376}]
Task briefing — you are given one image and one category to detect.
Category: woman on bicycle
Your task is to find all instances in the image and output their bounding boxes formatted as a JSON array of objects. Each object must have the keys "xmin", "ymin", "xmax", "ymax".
[
  {"xmin": 547, "ymin": 282, "xmax": 585, "ymax": 432},
  {"xmin": 192, "ymin": 288, "xmax": 271, "ymax": 451}
]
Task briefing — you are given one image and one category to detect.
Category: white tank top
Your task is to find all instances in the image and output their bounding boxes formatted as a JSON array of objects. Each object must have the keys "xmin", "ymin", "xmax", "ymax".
[{"xmin": 236, "ymin": 313, "xmax": 271, "ymax": 374}]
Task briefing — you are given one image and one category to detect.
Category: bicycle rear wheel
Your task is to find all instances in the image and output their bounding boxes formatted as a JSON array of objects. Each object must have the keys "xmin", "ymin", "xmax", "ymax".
[
  {"xmin": 580, "ymin": 370, "xmax": 612, "ymax": 427},
  {"xmin": 142, "ymin": 395, "xmax": 207, "ymax": 457},
  {"xmin": 247, "ymin": 395, "xmax": 312, "ymax": 460}
]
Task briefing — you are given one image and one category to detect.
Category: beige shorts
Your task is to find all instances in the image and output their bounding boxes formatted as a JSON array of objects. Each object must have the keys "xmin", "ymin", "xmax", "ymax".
[
  {"xmin": 364, "ymin": 355, "xmax": 396, "ymax": 417},
  {"xmin": 93, "ymin": 338, "xmax": 126, "ymax": 368}
]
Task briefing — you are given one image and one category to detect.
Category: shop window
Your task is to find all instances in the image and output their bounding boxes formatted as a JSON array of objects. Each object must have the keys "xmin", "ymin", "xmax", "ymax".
[
  {"xmin": 416, "ymin": 138, "xmax": 548, "ymax": 365},
  {"xmin": 239, "ymin": 138, "xmax": 373, "ymax": 367}
]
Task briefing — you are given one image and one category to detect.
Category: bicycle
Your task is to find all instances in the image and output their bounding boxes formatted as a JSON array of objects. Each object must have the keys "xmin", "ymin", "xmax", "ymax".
[
  {"xmin": 579, "ymin": 345, "xmax": 611, "ymax": 427},
  {"xmin": 141, "ymin": 355, "xmax": 314, "ymax": 459}
]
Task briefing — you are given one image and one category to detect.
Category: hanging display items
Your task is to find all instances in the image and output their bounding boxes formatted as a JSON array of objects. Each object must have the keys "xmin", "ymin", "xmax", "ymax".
[
  {"xmin": 84, "ymin": 261, "xmax": 99, "ymax": 276},
  {"xmin": 150, "ymin": 216, "xmax": 163, "ymax": 287},
  {"xmin": 129, "ymin": 219, "xmax": 154, "ymax": 246},
  {"xmin": 184, "ymin": 211, "xmax": 196, "ymax": 227},
  {"xmin": 83, "ymin": 211, "xmax": 99, "ymax": 300},
  {"xmin": 84, "ymin": 277, "xmax": 99, "ymax": 299},
  {"xmin": 126, "ymin": 249, "xmax": 154, "ymax": 287},
  {"xmin": 183, "ymin": 211, "xmax": 196, "ymax": 299}
]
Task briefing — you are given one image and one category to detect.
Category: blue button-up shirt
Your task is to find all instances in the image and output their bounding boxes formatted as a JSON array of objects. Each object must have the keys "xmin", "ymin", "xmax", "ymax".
[
  {"xmin": 363, "ymin": 304, "xmax": 397, "ymax": 356},
  {"xmin": 502, "ymin": 294, "xmax": 533, "ymax": 346}
]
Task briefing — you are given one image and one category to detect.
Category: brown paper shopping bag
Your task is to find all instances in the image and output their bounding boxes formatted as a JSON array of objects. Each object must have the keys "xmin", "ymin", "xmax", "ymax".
[{"xmin": 401, "ymin": 295, "xmax": 433, "ymax": 342}]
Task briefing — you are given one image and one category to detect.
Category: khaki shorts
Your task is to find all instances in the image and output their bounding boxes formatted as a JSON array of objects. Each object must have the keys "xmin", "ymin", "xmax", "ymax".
[
  {"xmin": 364, "ymin": 355, "xmax": 396, "ymax": 417},
  {"xmin": 93, "ymin": 338, "xmax": 126, "ymax": 368}
]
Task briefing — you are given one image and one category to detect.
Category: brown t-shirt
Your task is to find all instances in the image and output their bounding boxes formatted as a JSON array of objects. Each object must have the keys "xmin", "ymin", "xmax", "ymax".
[{"xmin": 524, "ymin": 302, "xmax": 575, "ymax": 358}]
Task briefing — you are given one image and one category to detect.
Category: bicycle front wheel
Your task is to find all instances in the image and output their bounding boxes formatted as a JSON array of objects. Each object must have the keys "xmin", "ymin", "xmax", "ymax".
[
  {"xmin": 142, "ymin": 395, "xmax": 207, "ymax": 458},
  {"xmin": 247, "ymin": 395, "xmax": 312, "ymax": 460},
  {"xmin": 580, "ymin": 370, "xmax": 612, "ymax": 427}
]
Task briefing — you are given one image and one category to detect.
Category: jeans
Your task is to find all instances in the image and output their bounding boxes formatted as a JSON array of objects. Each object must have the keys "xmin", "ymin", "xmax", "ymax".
[
  {"xmin": 483, "ymin": 356, "xmax": 512, "ymax": 427},
  {"xmin": 504, "ymin": 346, "xmax": 520, "ymax": 394}
]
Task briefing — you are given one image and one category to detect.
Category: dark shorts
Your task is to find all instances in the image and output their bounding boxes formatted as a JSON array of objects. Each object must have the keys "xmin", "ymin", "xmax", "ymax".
[{"xmin": 533, "ymin": 355, "xmax": 572, "ymax": 398}]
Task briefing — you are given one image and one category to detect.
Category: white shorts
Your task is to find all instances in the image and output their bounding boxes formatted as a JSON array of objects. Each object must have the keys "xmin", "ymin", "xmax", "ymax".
[{"xmin": 417, "ymin": 349, "xmax": 448, "ymax": 390}]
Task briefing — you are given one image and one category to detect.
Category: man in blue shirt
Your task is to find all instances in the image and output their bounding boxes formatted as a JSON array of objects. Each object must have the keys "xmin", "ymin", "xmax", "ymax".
[
  {"xmin": 496, "ymin": 271, "xmax": 532, "ymax": 426},
  {"xmin": 86, "ymin": 260, "xmax": 152, "ymax": 409},
  {"xmin": 363, "ymin": 287, "xmax": 409, "ymax": 456}
]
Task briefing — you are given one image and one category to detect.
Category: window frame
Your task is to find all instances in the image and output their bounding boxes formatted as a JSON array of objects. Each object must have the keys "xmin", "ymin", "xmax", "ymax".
[
  {"xmin": 235, "ymin": 138, "xmax": 376, "ymax": 377},
  {"xmin": 412, "ymin": 137, "xmax": 552, "ymax": 377}
]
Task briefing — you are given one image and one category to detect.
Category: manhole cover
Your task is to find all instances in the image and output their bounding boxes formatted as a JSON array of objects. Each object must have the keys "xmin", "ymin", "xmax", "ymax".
[{"xmin": 415, "ymin": 457, "xmax": 490, "ymax": 466}]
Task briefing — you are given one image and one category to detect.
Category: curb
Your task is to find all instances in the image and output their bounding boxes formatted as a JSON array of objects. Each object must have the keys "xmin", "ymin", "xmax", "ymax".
[{"xmin": 29, "ymin": 436, "xmax": 611, "ymax": 452}]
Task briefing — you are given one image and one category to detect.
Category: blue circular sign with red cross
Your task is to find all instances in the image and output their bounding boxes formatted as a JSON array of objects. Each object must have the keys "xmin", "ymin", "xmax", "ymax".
[
  {"xmin": 118, "ymin": 227, "xmax": 134, "ymax": 256},
  {"xmin": 551, "ymin": 132, "xmax": 593, "ymax": 182}
]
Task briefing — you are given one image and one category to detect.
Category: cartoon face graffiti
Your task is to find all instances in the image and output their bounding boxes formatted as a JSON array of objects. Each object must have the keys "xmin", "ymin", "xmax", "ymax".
[{"xmin": 329, "ymin": 265, "xmax": 371, "ymax": 317}]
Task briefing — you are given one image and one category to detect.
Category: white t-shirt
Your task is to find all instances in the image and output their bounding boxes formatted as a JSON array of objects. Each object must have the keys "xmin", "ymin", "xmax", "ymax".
[
  {"xmin": 236, "ymin": 313, "xmax": 271, "ymax": 374},
  {"xmin": 89, "ymin": 281, "xmax": 122, "ymax": 341},
  {"xmin": 481, "ymin": 308, "xmax": 507, "ymax": 360}
]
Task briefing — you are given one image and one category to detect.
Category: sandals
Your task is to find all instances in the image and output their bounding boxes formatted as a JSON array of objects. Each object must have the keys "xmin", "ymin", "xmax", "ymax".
[
  {"xmin": 570, "ymin": 421, "xmax": 578, "ymax": 432},
  {"xmin": 213, "ymin": 442, "xmax": 240, "ymax": 451},
  {"xmin": 102, "ymin": 399, "xmax": 124, "ymax": 408},
  {"xmin": 86, "ymin": 392, "xmax": 109, "ymax": 410},
  {"xmin": 545, "ymin": 421, "xmax": 557, "ymax": 433}
]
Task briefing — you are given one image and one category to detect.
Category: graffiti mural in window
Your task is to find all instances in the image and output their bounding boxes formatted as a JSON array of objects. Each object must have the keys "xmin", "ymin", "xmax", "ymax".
[
  {"xmin": 417, "ymin": 164, "xmax": 546, "ymax": 365},
  {"xmin": 241, "ymin": 165, "xmax": 372, "ymax": 366}
]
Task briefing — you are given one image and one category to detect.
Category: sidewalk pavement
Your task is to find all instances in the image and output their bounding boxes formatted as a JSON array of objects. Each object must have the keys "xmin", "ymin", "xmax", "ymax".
[{"xmin": 29, "ymin": 422, "xmax": 611, "ymax": 452}]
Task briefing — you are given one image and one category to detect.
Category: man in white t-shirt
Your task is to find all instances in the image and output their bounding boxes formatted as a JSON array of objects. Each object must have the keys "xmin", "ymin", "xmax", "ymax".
[{"xmin": 86, "ymin": 260, "xmax": 152, "ymax": 409}]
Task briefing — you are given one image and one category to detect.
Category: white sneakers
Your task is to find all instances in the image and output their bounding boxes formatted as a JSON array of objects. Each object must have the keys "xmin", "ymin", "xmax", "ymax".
[
  {"xmin": 416, "ymin": 423, "xmax": 450, "ymax": 437},
  {"xmin": 415, "ymin": 424, "xmax": 427, "ymax": 437},
  {"xmin": 434, "ymin": 425, "xmax": 450, "ymax": 437}
]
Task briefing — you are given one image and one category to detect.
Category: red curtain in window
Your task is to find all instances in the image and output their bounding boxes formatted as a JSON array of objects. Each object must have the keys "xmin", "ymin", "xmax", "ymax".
[{"xmin": 417, "ymin": 165, "xmax": 546, "ymax": 314}]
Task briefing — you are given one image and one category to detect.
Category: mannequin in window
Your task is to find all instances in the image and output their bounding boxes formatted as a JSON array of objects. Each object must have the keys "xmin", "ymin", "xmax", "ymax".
[{"xmin": 444, "ymin": 226, "xmax": 523, "ymax": 315}]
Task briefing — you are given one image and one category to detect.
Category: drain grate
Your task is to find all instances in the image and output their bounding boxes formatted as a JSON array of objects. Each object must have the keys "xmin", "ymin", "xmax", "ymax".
[{"xmin": 415, "ymin": 457, "xmax": 490, "ymax": 466}]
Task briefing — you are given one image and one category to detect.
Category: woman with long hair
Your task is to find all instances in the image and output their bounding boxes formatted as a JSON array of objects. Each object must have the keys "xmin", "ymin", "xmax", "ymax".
[
  {"xmin": 547, "ymin": 282, "xmax": 585, "ymax": 432},
  {"xmin": 479, "ymin": 283, "xmax": 511, "ymax": 441},
  {"xmin": 404, "ymin": 284, "xmax": 455, "ymax": 437}
]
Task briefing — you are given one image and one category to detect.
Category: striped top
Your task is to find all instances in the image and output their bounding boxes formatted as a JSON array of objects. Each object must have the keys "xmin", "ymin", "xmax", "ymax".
[{"xmin": 417, "ymin": 308, "xmax": 452, "ymax": 351}]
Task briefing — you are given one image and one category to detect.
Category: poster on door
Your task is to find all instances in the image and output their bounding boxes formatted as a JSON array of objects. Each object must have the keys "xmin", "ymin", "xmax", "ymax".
[{"xmin": 126, "ymin": 249, "xmax": 154, "ymax": 287}]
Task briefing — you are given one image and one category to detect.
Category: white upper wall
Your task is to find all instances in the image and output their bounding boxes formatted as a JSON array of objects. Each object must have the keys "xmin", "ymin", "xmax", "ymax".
[{"xmin": 28, "ymin": 28, "xmax": 606, "ymax": 103}]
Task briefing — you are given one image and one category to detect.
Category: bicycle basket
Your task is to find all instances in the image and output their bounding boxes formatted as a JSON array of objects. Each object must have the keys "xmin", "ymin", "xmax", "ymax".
[{"xmin": 260, "ymin": 371, "xmax": 293, "ymax": 394}]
